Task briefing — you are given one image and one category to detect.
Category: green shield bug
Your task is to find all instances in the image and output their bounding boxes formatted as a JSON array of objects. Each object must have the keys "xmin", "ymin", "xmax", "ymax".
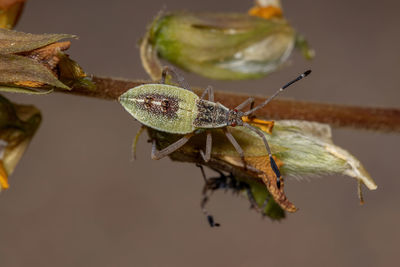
[{"xmin": 119, "ymin": 66, "xmax": 311, "ymax": 189}]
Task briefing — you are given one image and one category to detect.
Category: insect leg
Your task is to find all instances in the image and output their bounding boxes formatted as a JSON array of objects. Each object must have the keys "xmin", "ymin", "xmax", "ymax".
[
  {"xmin": 261, "ymin": 196, "xmax": 270, "ymax": 216},
  {"xmin": 223, "ymin": 129, "xmax": 262, "ymax": 173},
  {"xmin": 132, "ymin": 125, "xmax": 146, "ymax": 161},
  {"xmin": 196, "ymin": 163, "xmax": 208, "ymax": 183},
  {"xmin": 235, "ymin": 97, "xmax": 254, "ymax": 111},
  {"xmin": 151, "ymin": 133, "xmax": 194, "ymax": 160},
  {"xmin": 358, "ymin": 180, "xmax": 364, "ymax": 205},
  {"xmin": 243, "ymin": 122, "xmax": 283, "ymax": 189},
  {"xmin": 200, "ymin": 131, "xmax": 212, "ymax": 162},
  {"xmin": 199, "ymin": 87, "xmax": 214, "ymax": 162},
  {"xmin": 200, "ymin": 85, "xmax": 214, "ymax": 101},
  {"xmin": 244, "ymin": 184, "xmax": 259, "ymax": 211},
  {"xmin": 200, "ymin": 193, "xmax": 221, "ymax": 227},
  {"xmin": 249, "ymin": 100, "xmax": 255, "ymax": 110},
  {"xmin": 160, "ymin": 66, "xmax": 192, "ymax": 91},
  {"xmin": 223, "ymin": 128, "xmax": 260, "ymax": 173},
  {"xmin": 223, "ymin": 128, "xmax": 246, "ymax": 164},
  {"xmin": 248, "ymin": 99, "xmax": 256, "ymax": 119}
]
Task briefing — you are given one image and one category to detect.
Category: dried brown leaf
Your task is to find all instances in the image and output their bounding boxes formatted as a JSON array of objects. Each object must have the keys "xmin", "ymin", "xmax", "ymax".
[
  {"xmin": 19, "ymin": 41, "xmax": 71, "ymax": 71},
  {"xmin": 222, "ymin": 155, "xmax": 297, "ymax": 212},
  {"xmin": 0, "ymin": 28, "xmax": 75, "ymax": 54},
  {"xmin": 0, "ymin": 29, "xmax": 93, "ymax": 93},
  {"xmin": 0, "ymin": 53, "xmax": 69, "ymax": 90}
]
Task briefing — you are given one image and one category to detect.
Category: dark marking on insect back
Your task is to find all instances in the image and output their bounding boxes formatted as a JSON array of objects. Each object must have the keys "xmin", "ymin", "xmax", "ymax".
[
  {"xmin": 161, "ymin": 99, "xmax": 170, "ymax": 112},
  {"xmin": 136, "ymin": 93, "xmax": 179, "ymax": 119},
  {"xmin": 144, "ymin": 96, "xmax": 153, "ymax": 108}
]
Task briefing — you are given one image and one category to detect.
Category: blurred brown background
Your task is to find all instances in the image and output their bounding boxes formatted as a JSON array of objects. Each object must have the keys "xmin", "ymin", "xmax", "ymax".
[{"xmin": 1, "ymin": 0, "xmax": 399, "ymax": 266}]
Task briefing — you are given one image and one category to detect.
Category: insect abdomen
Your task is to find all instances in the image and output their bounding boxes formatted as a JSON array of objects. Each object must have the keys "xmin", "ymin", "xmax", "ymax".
[{"xmin": 119, "ymin": 84, "xmax": 199, "ymax": 134}]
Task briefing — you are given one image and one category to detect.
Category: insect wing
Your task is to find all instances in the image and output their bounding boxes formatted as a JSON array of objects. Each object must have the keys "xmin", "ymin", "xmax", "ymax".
[{"xmin": 119, "ymin": 84, "xmax": 199, "ymax": 134}]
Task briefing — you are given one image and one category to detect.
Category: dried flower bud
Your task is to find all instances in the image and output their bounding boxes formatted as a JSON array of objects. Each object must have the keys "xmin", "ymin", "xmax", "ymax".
[
  {"xmin": 0, "ymin": 94, "xmax": 41, "ymax": 192},
  {"xmin": 0, "ymin": 28, "xmax": 93, "ymax": 94},
  {"xmin": 270, "ymin": 121, "xmax": 377, "ymax": 191},
  {"xmin": 249, "ymin": 0, "xmax": 283, "ymax": 19},
  {"xmin": 141, "ymin": 11, "xmax": 313, "ymax": 80}
]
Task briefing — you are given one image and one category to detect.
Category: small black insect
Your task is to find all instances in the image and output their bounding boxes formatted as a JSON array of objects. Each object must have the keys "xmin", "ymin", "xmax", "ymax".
[{"xmin": 198, "ymin": 165, "xmax": 270, "ymax": 227}]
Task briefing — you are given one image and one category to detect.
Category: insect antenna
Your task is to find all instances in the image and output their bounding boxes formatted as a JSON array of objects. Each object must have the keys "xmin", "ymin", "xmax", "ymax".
[{"xmin": 244, "ymin": 70, "xmax": 311, "ymax": 116}]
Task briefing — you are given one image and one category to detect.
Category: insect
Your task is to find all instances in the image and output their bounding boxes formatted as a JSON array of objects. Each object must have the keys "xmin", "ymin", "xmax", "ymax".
[
  {"xmin": 197, "ymin": 164, "xmax": 269, "ymax": 227},
  {"xmin": 119, "ymin": 66, "xmax": 311, "ymax": 188}
]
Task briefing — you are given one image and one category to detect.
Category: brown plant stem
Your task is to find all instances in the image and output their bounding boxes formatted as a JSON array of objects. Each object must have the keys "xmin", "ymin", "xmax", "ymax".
[{"xmin": 63, "ymin": 76, "xmax": 400, "ymax": 133}]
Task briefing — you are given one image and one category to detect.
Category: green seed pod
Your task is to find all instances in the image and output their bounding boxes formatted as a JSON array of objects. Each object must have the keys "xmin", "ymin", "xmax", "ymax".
[
  {"xmin": 266, "ymin": 121, "xmax": 376, "ymax": 190},
  {"xmin": 141, "ymin": 12, "xmax": 313, "ymax": 80}
]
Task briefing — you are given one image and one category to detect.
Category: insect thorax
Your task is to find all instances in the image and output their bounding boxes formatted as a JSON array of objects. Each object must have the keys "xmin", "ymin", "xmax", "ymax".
[{"xmin": 193, "ymin": 99, "xmax": 229, "ymax": 129}]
